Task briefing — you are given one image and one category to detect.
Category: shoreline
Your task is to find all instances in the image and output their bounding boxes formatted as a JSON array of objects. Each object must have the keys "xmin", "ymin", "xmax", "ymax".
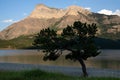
[{"xmin": 0, "ymin": 62, "xmax": 119, "ymax": 78}]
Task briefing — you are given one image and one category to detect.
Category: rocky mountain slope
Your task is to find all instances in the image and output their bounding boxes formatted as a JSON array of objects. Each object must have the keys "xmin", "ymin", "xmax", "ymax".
[{"xmin": 0, "ymin": 4, "xmax": 120, "ymax": 40}]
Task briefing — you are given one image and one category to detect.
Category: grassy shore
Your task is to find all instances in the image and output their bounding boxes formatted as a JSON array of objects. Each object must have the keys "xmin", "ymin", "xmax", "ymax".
[
  {"xmin": 0, "ymin": 69, "xmax": 119, "ymax": 80},
  {"xmin": 0, "ymin": 35, "xmax": 34, "ymax": 49}
]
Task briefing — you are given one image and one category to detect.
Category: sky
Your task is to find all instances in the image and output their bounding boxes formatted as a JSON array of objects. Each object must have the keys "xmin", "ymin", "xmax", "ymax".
[{"xmin": 0, "ymin": 0, "xmax": 120, "ymax": 31}]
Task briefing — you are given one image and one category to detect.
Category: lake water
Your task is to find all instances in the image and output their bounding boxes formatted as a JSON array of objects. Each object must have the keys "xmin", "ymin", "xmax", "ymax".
[{"xmin": 0, "ymin": 50, "xmax": 120, "ymax": 70}]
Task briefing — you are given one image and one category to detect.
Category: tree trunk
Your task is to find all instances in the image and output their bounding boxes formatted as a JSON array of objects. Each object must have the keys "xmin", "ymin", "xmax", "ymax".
[{"xmin": 78, "ymin": 58, "xmax": 88, "ymax": 77}]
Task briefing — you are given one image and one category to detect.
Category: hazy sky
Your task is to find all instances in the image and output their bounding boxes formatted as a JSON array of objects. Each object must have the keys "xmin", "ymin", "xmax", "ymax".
[{"xmin": 0, "ymin": 0, "xmax": 120, "ymax": 31}]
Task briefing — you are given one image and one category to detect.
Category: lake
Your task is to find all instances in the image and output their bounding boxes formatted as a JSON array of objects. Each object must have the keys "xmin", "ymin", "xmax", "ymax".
[{"xmin": 0, "ymin": 50, "xmax": 120, "ymax": 70}]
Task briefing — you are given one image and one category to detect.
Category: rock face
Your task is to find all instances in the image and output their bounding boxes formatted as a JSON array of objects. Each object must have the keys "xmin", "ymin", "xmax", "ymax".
[
  {"xmin": 29, "ymin": 4, "xmax": 91, "ymax": 19},
  {"xmin": 0, "ymin": 18, "xmax": 59, "ymax": 39},
  {"xmin": 0, "ymin": 4, "xmax": 120, "ymax": 40},
  {"xmin": 29, "ymin": 4, "xmax": 65, "ymax": 19}
]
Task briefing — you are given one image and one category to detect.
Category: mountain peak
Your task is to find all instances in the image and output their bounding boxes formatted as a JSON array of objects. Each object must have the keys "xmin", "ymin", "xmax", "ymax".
[
  {"xmin": 67, "ymin": 5, "xmax": 91, "ymax": 16},
  {"xmin": 29, "ymin": 5, "xmax": 91, "ymax": 19},
  {"xmin": 35, "ymin": 4, "xmax": 49, "ymax": 9},
  {"xmin": 67, "ymin": 5, "xmax": 83, "ymax": 9},
  {"xmin": 37, "ymin": 4, "xmax": 47, "ymax": 7},
  {"xmin": 29, "ymin": 4, "xmax": 65, "ymax": 19}
]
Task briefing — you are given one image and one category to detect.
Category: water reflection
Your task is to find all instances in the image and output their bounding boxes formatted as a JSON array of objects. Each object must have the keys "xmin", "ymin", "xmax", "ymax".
[{"xmin": 0, "ymin": 50, "xmax": 120, "ymax": 70}]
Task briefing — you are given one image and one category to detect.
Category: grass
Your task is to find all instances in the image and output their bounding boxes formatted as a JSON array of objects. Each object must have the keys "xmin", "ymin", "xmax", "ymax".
[
  {"xmin": 0, "ymin": 35, "xmax": 34, "ymax": 49},
  {"xmin": 0, "ymin": 69, "xmax": 119, "ymax": 80}
]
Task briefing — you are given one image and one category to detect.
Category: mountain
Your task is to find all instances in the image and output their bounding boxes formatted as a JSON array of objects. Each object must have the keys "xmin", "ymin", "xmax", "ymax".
[{"xmin": 0, "ymin": 4, "xmax": 120, "ymax": 40}]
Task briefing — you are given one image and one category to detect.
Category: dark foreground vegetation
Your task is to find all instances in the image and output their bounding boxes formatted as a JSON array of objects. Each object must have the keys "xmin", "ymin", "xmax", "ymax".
[{"xmin": 0, "ymin": 69, "xmax": 119, "ymax": 80}]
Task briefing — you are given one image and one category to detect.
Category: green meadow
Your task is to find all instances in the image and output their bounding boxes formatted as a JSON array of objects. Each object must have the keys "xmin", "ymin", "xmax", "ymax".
[{"xmin": 0, "ymin": 69, "xmax": 119, "ymax": 80}]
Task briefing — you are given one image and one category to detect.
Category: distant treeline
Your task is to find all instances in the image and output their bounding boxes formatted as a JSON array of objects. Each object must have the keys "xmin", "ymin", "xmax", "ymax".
[
  {"xmin": 95, "ymin": 37, "xmax": 120, "ymax": 49},
  {"xmin": 0, "ymin": 35, "xmax": 120, "ymax": 49}
]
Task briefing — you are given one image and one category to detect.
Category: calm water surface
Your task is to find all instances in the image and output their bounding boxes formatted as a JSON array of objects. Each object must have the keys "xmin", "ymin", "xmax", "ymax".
[{"xmin": 0, "ymin": 50, "xmax": 120, "ymax": 70}]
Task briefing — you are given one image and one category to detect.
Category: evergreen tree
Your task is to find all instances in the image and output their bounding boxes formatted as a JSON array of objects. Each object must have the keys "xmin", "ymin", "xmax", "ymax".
[{"xmin": 33, "ymin": 21, "xmax": 100, "ymax": 77}]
